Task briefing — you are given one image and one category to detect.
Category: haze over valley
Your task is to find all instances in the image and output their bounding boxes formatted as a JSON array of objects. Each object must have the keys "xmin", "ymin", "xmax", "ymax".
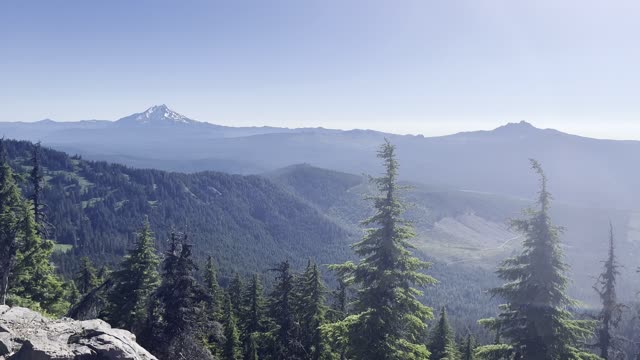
[{"xmin": 3, "ymin": 1, "xmax": 640, "ymax": 359}]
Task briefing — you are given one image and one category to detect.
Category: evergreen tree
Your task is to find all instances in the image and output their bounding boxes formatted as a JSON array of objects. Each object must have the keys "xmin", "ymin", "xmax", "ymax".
[
  {"xmin": 229, "ymin": 273, "xmax": 244, "ymax": 319},
  {"xmin": 203, "ymin": 256, "xmax": 225, "ymax": 356},
  {"xmin": 204, "ymin": 255, "xmax": 223, "ymax": 321},
  {"xmin": 242, "ymin": 274, "xmax": 266, "ymax": 335},
  {"xmin": 428, "ymin": 307, "xmax": 460, "ymax": 360},
  {"xmin": 327, "ymin": 264, "xmax": 353, "ymax": 360},
  {"xmin": 96, "ymin": 266, "xmax": 111, "ymax": 284},
  {"xmin": 10, "ymin": 202, "xmax": 68, "ymax": 315},
  {"xmin": 240, "ymin": 273, "xmax": 267, "ymax": 359},
  {"xmin": 105, "ymin": 220, "xmax": 160, "ymax": 332},
  {"xmin": 0, "ymin": 143, "xmax": 67, "ymax": 315},
  {"xmin": 0, "ymin": 145, "xmax": 23, "ymax": 306},
  {"xmin": 243, "ymin": 333, "xmax": 259, "ymax": 360},
  {"xmin": 223, "ymin": 294, "xmax": 243, "ymax": 360},
  {"xmin": 478, "ymin": 160, "xmax": 598, "ymax": 360},
  {"xmin": 75, "ymin": 256, "xmax": 99, "ymax": 294},
  {"xmin": 29, "ymin": 141, "xmax": 44, "ymax": 236},
  {"xmin": 593, "ymin": 223, "xmax": 623, "ymax": 360},
  {"xmin": 327, "ymin": 140, "xmax": 436, "ymax": 360},
  {"xmin": 269, "ymin": 260, "xmax": 302, "ymax": 360},
  {"xmin": 295, "ymin": 261, "xmax": 329, "ymax": 360},
  {"xmin": 461, "ymin": 334, "xmax": 475, "ymax": 360},
  {"xmin": 65, "ymin": 280, "xmax": 81, "ymax": 306},
  {"xmin": 155, "ymin": 233, "xmax": 211, "ymax": 358}
]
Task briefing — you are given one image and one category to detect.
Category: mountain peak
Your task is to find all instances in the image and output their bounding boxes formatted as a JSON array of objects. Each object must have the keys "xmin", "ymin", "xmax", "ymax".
[
  {"xmin": 116, "ymin": 105, "xmax": 199, "ymax": 125},
  {"xmin": 495, "ymin": 121, "xmax": 537, "ymax": 132}
]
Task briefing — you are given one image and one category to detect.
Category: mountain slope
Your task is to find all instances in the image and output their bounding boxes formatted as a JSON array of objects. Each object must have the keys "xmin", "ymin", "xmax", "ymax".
[
  {"xmin": 268, "ymin": 164, "xmax": 640, "ymax": 304},
  {"xmin": 2, "ymin": 107, "xmax": 639, "ymax": 211},
  {"xmin": 3, "ymin": 140, "xmax": 354, "ymax": 279},
  {"xmin": 115, "ymin": 104, "xmax": 206, "ymax": 126}
]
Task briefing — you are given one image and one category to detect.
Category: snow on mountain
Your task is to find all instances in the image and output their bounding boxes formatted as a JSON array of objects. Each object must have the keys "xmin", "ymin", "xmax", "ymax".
[{"xmin": 115, "ymin": 104, "xmax": 201, "ymax": 126}]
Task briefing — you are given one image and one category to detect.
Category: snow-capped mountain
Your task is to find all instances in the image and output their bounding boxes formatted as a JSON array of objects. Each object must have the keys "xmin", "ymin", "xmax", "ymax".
[{"xmin": 115, "ymin": 104, "xmax": 202, "ymax": 126}]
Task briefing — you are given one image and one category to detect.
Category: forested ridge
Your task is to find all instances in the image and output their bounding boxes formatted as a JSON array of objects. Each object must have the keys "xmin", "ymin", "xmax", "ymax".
[
  {"xmin": 0, "ymin": 138, "xmax": 639, "ymax": 359},
  {"xmin": 1, "ymin": 139, "xmax": 353, "ymax": 279}
]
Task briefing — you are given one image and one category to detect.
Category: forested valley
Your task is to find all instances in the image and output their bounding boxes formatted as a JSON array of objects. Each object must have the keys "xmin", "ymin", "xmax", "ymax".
[{"xmin": 0, "ymin": 138, "xmax": 639, "ymax": 360}]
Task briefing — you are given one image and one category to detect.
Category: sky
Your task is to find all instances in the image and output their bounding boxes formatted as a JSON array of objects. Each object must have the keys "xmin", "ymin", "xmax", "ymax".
[{"xmin": 1, "ymin": 0, "xmax": 640, "ymax": 139}]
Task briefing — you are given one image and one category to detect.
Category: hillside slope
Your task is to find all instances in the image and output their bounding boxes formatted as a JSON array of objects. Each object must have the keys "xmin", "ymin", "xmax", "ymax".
[
  {"xmin": 268, "ymin": 164, "xmax": 640, "ymax": 304},
  {"xmin": 4, "ymin": 140, "xmax": 354, "ymax": 279}
]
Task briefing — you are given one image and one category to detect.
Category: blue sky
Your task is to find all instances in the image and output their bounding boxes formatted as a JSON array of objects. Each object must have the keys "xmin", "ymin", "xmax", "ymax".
[{"xmin": 1, "ymin": 0, "xmax": 639, "ymax": 138}]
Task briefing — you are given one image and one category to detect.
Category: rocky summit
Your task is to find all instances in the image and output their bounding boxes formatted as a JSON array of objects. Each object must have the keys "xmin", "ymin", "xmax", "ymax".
[{"xmin": 0, "ymin": 305, "xmax": 156, "ymax": 360}]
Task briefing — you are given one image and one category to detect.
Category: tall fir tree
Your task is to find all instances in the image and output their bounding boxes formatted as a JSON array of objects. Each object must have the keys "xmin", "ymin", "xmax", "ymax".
[
  {"xmin": 29, "ymin": 141, "xmax": 44, "ymax": 236},
  {"xmin": 0, "ymin": 144, "xmax": 23, "ymax": 306},
  {"xmin": 223, "ymin": 293, "xmax": 243, "ymax": 360},
  {"xmin": 327, "ymin": 140, "xmax": 436, "ymax": 360},
  {"xmin": 295, "ymin": 261, "xmax": 329, "ymax": 360},
  {"xmin": 240, "ymin": 273, "xmax": 267, "ymax": 359},
  {"xmin": 10, "ymin": 202, "xmax": 68, "ymax": 315},
  {"xmin": 327, "ymin": 264, "xmax": 353, "ymax": 360},
  {"xmin": 428, "ymin": 307, "xmax": 460, "ymax": 360},
  {"xmin": 269, "ymin": 260, "xmax": 302, "ymax": 360},
  {"xmin": 241, "ymin": 273, "xmax": 266, "ymax": 335},
  {"xmin": 0, "ymin": 141, "xmax": 66, "ymax": 314},
  {"xmin": 203, "ymin": 255, "xmax": 225, "ymax": 357},
  {"xmin": 155, "ymin": 233, "xmax": 212, "ymax": 359},
  {"xmin": 243, "ymin": 333, "xmax": 259, "ymax": 360},
  {"xmin": 460, "ymin": 334, "xmax": 475, "ymax": 360},
  {"xmin": 229, "ymin": 273, "xmax": 244, "ymax": 319},
  {"xmin": 105, "ymin": 220, "xmax": 160, "ymax": 333},
  {"xmin": 478, "ymin": 160, "xmax": 598, "ymax": 360},
  {"xmin": 204, "ymin": 256, "xmax": 223, "ymax": 321},
  {"xmin": 593, "ymin": 223, "xmax": 623, "ymax": 360},
  {"xmin": 75, "ymin": 256, "xmax": 99, "ymax": 294}
]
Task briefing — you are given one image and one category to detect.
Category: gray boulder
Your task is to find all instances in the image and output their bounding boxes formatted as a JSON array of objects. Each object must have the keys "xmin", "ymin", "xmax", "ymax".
[{"xmin": 0, "ymin": 306, "xmax": 156, "ymax": 360}]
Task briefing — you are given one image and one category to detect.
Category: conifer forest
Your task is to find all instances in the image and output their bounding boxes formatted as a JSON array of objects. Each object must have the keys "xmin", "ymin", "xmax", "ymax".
[
  {"xmin": 3, "ymin": 2, "xmax": 640, "ymax": 359},
  {"xmin": 0, "ymin": 138, "xmax": 638, "ymax": 360}
]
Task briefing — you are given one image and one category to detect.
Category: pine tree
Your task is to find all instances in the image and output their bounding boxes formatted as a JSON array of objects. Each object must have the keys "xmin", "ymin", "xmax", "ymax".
[
  {"xmin": 327, "ymin": 264, "xmax": 353, "ymax": 360},
  {"xmin": 229, "ymin": 273, "xmax": 244, "ymax": 319},
  {"xmin": 295, "ymin": 261, "xmax": 328, "ymax": 360},
  {"xmin": 30, "ymin": 142, "xmax": 44, "ymax": 236},
  {"xmin": 0, "ymin": 142, "xmax": 66, "ymax": 314},
  {"xmin": 0, "ymin": 144, "xmax": 23, "ymax": 306},
  {"xmin": 105, "ymin": 220, "xmax": 160, "ymax": 332},
  {"xmin": 242, "ymin": 274, "xmax": 266, "ymax": 335},
  {"xmin": 203, "ymin": 256, "xmax": 225, "ymax": 356},
  {"xmin": 478, "ymin": 160, "xmax": 598, "ymax": 360},
  {"xmin": 65, "ymin": 280, "xmax": 81, "ymax": 306},
  {"xmin": 461, "ymin": 334, "xmax": 475, "ymax": 360},
  {"xmin": 593, "ymin": 223, "xmax": 623, "ymax": 360},
  {"xmin": 10, "ymin": 202, "xmax": 68, "ymax": 315},
  {"xmin": 204, "ymin": 256, "xmax": 223, "ymax": 321},
  {"xmin": 155, "ymin": 233, "xmax": 212, "ymax": 358},
  {"xmin": 428, "ymin": 307, "xmax": 460, "ymax": 360},
  {"xmin": 240, "ymin": 273, "xmax": 267, "ymax": 359},
  {"xmin": 223, "ymin": 294, "xmax": 243, "ymax": 360},
  {"xmin": 327, "ymin": 140, "xmax": 436, "ymax": 360},
  {"xmin": 96, "ymin": 266, "xmax": 111, "ymax": 284},
  {"xmin": 269, "ymin": 260, "xmax": 301, "ymax": 360},
  {"xmin": 75, "ymin": 256, "xmax": 99, "ymax": 294},
  {"xmin": 243, "ymin": 333, "xmax": 259, "ymax": 360}
]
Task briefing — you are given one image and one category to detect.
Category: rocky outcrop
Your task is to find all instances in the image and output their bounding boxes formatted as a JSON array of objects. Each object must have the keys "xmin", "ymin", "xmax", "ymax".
[{"xmin": 0, "ymin": 305, "xmax": 157, "ymax": 360}]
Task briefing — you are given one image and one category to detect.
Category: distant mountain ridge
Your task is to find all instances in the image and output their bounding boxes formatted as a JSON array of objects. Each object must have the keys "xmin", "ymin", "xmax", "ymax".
[{"xmin": 2, "ymin": 105, "xmax": 640, "ymax": 210}]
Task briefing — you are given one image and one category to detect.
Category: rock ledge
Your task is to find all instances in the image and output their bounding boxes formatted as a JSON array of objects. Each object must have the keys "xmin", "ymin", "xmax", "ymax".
[{"xmin": 0, "ymin": 305, "xmax": 156, "ymax": 360}]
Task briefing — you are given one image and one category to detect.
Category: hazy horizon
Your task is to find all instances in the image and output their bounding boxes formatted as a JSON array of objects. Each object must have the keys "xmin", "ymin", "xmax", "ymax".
[
  {"xmin": 3, "ymin": 0, "xmax": 640, "ymax": 139},
  {"xmin": 2, "ymin": 104, "xmax": 639, "ymax": 141}
]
